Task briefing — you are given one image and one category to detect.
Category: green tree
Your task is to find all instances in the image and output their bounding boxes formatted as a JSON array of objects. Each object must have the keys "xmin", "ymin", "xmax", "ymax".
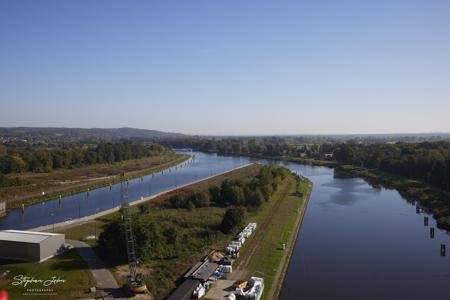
[{"xmin": 220, "ymin": 207, "xmax": 247, "ymax": 233}]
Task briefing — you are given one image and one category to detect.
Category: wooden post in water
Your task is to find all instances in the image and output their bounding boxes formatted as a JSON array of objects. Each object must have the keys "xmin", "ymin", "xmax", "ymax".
[
  {"xmin": 21, "ymin": 204, "xmax": 25, "ymax": 215},
  {"xmin": 441, "ymin": 244, "xmax": 446, "ymax": 256},
  {"xmin": 430, "ymin": 227, "xmax": 435, "ymax": 239},
  {"xmin": 424, "ymin": 216, "xmax": 429, "ymax": 226}
]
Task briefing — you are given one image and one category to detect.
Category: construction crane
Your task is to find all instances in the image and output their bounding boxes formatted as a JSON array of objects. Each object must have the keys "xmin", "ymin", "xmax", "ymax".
[{"xmin": 121, "ymin": 178, "xmax": 147, "ymax": 294}]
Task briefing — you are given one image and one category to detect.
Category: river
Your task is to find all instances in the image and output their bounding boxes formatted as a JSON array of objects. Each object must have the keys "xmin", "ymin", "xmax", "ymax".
[{"xmin": 1, "ymin": 151, "xmax": 449, "ymax": 299}]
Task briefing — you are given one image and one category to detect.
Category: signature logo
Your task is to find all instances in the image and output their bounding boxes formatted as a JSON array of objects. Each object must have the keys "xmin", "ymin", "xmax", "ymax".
[{"xmin": 11, "ymin": 275, "xmax": 66, "ymax": 287}]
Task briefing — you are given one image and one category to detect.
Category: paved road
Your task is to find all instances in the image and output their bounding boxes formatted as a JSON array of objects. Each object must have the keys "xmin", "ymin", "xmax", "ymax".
[{"xmin": 67, "ymin": 239, "xmax": 125, "ymax": 299}]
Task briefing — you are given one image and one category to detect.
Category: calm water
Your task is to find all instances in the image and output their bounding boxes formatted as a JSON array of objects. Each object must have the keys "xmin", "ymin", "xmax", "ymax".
[
  {"xmin": 1, "ymin": 152, "xmax": 449, "ymax": 299},
  {"xmin": 0, "ymin": 151, "xmax": 250, "ymax": 230},
  {"xmin": 279, "ymin": 162, "xmax": 450, "ymax": 300}
]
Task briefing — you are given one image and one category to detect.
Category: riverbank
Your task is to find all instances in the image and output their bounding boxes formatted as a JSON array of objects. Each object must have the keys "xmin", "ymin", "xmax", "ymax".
[
  {"xmin": 2, "ymin": 153, "xmax": 189, "ymax": 210},
  {"xmin": 31, "ymin": 162, "xmax": 256, "ymax": 233},
  {"xmin": 225, "ymin": 175, "xmax": 312, "ymax": 300},
  {"xmin": 201, "ymin": 150, "xmax": 337, "ymax": 168},
  {"xmin": 220, "ymin": 151, "xmax": 450, "ymax": 232},
  {"xmin": 271, "ymin": 179, "xmax": 312, "ymax": 299},
  {"xmin": 335, "ymin": 164, "xmax": 450, "ymax": 230}
]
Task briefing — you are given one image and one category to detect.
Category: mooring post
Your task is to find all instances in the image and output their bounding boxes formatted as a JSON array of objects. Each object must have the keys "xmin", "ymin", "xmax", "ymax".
[
  {"xmin": 416, "ymin": 205, "xmax": 420, "ymax": 214},
  {"xmin": 424, "ymin": 216, "xmax": 429, "ymax": 226},
  {"xmin": 430, "ymin": 227, "xmax": 435, "ymax": 239},
  {"xmin": 441, "ymin": 244, "xmax": 446, "ymax": 256}
]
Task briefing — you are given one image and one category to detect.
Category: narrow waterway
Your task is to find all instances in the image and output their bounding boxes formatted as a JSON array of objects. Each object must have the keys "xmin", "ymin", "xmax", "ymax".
[
  {"xmin": 1, "ymin": 152, "xmax": 449, "ymax": 299},
  {"xmin": 0, "ymin": 151, "xmax": 250, "ymax": 230}
]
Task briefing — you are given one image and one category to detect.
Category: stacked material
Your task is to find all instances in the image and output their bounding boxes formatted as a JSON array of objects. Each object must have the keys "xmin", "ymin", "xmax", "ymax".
[
  {"xmin": 226, "ymin": 223, "xmax": 257, "ymax": 255},
  {"xmin": 236, "ymin": 223, "xmax": 257, "ymax": 240},
  {"xmin": 211, "ymin": 267, "xmax": 225, "ymax": 280},
  {"xmin": 193, "ymin": 284, "xmax": 206, "ymax": 299},
  {"xmin": 234, "ymin": 277, "xmax": 264, "ymax": 300},
  {"xmin": 218, "ymin": 264, "xmax": 233, "ymax": 273}
]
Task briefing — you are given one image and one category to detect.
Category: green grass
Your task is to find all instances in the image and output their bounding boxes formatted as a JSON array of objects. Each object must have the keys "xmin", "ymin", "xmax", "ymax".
[
  {"xmin": 235, "ymin": 176, "xmax": 312, "ymax": 300},
  {"xmin": 0, "ymin": 250, "xmax": 97, "ymax": 300}
]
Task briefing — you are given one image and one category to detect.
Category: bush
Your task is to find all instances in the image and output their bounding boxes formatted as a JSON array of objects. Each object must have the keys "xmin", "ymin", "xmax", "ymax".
[
  {"xmin": 246, "ymin": 188, "xmax": 264, "ymax": 207},
  {"xmin": 192, "ymin": 191, "xmax": 211, "ymax": 208},
  {"xmin": 0, "ymin": 173, "xmax": 9, "ymax": 187},
  {"xmin": 260, "ymin": 184, "xmax": 273, "ymax": 201},
  {"xmin": 208, "ymin": 186, "xmax": 221, "ymax": 203},
  {"xmin": 220, "ymin": 207, "xmax": 247, "ymax": 233},
  {"xmin": 169, "ymin": 193, "xmax": 188, "ymax": 208},
  {"xmin": 98, "ymin": 217, "xmax": 127, "ymax": 262}
]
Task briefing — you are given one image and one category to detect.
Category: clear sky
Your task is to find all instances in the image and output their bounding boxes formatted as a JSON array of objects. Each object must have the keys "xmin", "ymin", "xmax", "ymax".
[{"xmin": 1, "ymin": 0, "xmax": 449, "ymax": 135}]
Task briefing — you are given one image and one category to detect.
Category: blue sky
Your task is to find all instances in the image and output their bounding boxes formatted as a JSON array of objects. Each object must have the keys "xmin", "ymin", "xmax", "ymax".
[{"xmin": 0, "ymin": 0, "xmax": 449, "ymax": 135}]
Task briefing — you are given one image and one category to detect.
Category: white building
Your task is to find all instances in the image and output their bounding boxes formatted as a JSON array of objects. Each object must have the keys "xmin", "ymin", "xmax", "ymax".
[{"xmin": 0, "ymin": 230, "xmax": 65, "ymax": 262}]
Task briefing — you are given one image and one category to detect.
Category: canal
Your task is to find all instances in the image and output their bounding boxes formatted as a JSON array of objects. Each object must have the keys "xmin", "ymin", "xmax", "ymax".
[{"xmin": 1, "ymin": 151, "xmax": 449, "ymax": 299}]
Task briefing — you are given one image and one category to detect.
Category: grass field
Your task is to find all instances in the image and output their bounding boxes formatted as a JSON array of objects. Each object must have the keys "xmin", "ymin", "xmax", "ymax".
[
  {"xmin": 0, "ymin": 250, "xmax": 97, "ymax": 300},
  {"xmin": 233, "ymin": 176, "xmax": 312, "ymax": 300},
  {"xmin": 1, "ymin": 153, "xmax": 189, "ymax": 209}
]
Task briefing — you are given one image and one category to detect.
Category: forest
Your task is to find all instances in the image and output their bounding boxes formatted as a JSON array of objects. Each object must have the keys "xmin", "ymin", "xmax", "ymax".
[
  {"xmin": 0, "ymin": 142, "xmax": 170, "ymax": 186},
  {"xmin": 333, "ymin": 142, "xmax": 450, "ymax": 191}
]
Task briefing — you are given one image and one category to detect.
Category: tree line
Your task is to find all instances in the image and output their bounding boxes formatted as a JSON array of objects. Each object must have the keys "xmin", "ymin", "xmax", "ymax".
[
  {"xmin": 160, "ymin": 137, "xmax": 334, "ymax": 159},
  {"xmin": 97, "ymin": 165, "xmax": 292, "ymax": 262},
  {"xmin": 168, "ymin": 165, "xmax": 288, "ymax": 211},
  {"xmin": 163, "ymin": 137, "xmax": 450, "ymax": 192},
  {"xmin": 333, "ymin": 142, "xmax": 450, "ymax": 191},
  {"xmin": 0, "ymin": 142, "xmax": 169, "ymax": 175}
]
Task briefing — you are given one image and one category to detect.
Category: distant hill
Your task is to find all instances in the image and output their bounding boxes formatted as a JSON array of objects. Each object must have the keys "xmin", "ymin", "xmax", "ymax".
[{"xmin": 0, "ymin": 127, "xmax": 184, "ymax": 144}]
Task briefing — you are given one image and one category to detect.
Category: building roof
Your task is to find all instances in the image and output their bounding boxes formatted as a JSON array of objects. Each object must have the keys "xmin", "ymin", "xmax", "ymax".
[
  {"xmin": 190, "ymin": 261, "xmax": 219, "ymax": 281},
  {"xmin": 184, "ymin": 261, "xmax": 203, "ymax": 278},
  {"xmin": 167, "ymin": 278, "xmax": 200, "ymax": 300},
  {"xmin": 0, "ymin": 230, "xmax": 63, "ymax": 244}
]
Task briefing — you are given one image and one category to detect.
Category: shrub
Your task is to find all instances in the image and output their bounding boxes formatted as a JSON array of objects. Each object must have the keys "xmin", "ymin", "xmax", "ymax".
[
  {"xmin": 169, "ymin": 193, "xmax": 188, "ymax": 208},
  {"xmin": 220, "ymin": 207, "xmax": 247, "ymax": 233},
  {"xmin": 208, "ymin": 186, "xmax": 221, "ymax": 203},
  {"xmin": 192, "ymin": 191, "xmax": 211, "ymax": 208}
]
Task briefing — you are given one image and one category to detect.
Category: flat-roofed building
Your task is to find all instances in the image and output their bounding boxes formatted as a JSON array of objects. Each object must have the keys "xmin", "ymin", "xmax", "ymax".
[{"xmin": 0, "ymin": 230, "xmax": 65, "ymax": 262}]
